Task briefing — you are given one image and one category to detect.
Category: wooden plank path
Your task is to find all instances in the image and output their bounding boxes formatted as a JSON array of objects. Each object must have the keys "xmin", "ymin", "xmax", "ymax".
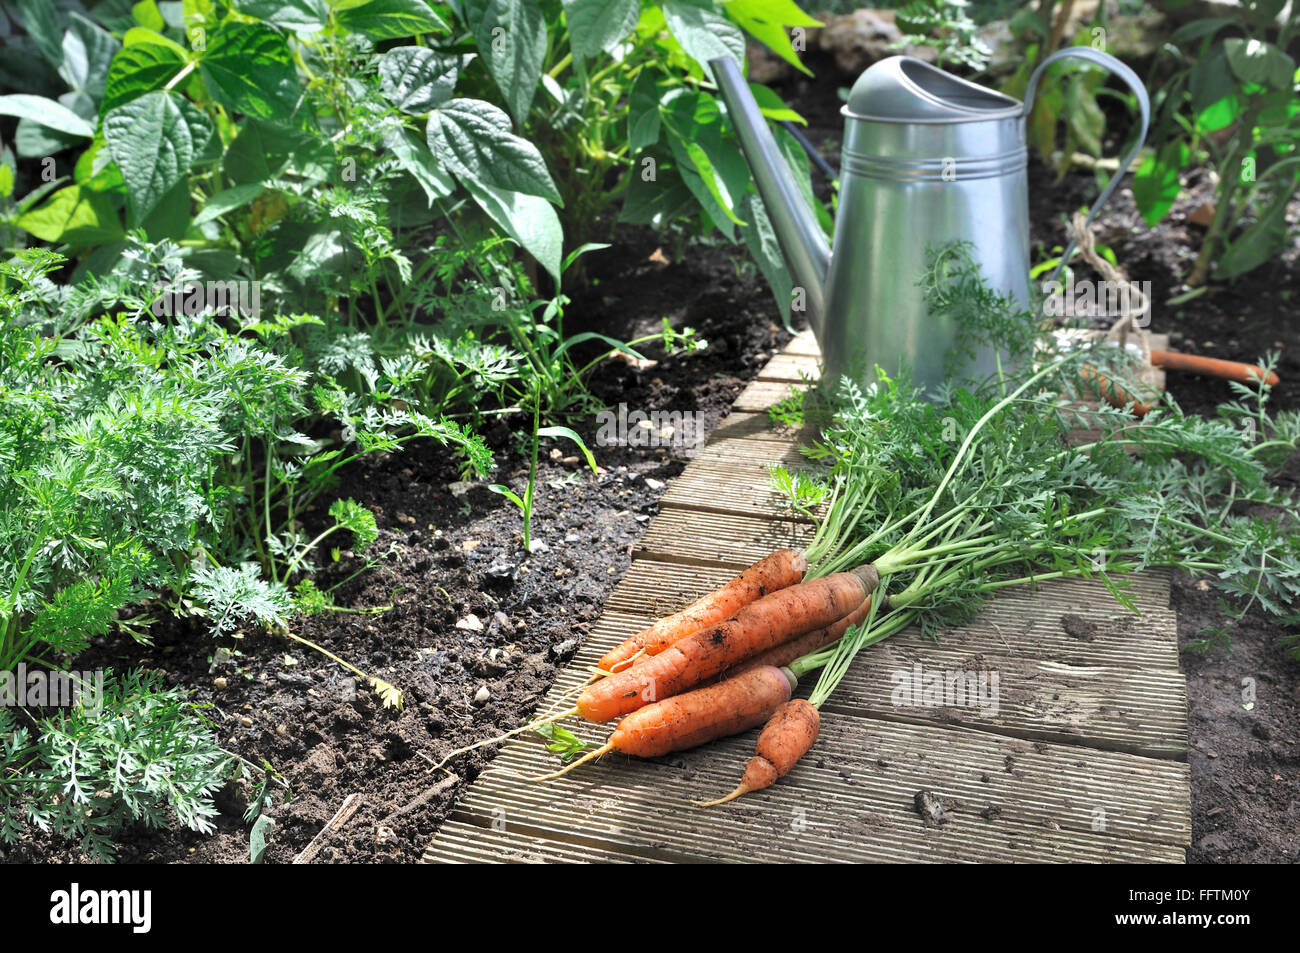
[{"xmin": 423, "ymin": 330, "xmax": 1191, "ymax": 864}]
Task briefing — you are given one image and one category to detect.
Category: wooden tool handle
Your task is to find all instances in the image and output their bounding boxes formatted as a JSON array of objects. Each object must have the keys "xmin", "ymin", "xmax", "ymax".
[
  {"xmin": 1080, "ymin": 364, "xmax": 1154, "ymax": 417},
  {"xmin": 1149, "ymin": 349, "xmax": 1280, "ymax": 387}
]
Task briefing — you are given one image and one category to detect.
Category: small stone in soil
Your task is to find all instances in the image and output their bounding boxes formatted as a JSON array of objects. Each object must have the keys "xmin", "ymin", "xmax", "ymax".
[
  {"xmin": 645, "ymin": 478, "xmax": 665, "ymax": 491},
  {"xmin": 473, "ymin": 686, "xmax": 491, "ymax": 705},
  {"xmin": 486, "ymin": 560, "xmax": 517, "ymax": 579},
  {"xmin": 213, "ymin": 677, "xmax": 228, "ymax": 689},
  {"xmin": 456, "ymin": 613, "xmax": 484, "ymax": 632}
]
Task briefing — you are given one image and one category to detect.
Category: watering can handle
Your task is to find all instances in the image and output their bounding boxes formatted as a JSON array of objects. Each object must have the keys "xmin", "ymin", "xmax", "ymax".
[{"xmin": 1023, "ymin": 47, "xmax": 1151, "ymax": 284}]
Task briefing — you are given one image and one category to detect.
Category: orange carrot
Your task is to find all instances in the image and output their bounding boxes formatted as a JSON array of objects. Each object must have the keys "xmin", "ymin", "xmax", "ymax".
[
  {"xmin": 1080, "ymin": 363, "xmax": 1154, "ymax": 417},
  {"xmin": 726, "ymin": 595, "xmax": 873, "ymax": 678},
  {"xmin": 532, "ymin": 666, "xmax": 794, "ymax": 780},
  {"xmin": 576, "ymin": 566, "xmax": 878, "ymax": 723},
  {"xmin": 598, "ymin": 549, "xmax": 807, "ymax": 674},
  {"xmin": 696, "ymin": 698, "xmax": 820, "ymax": 806},
  {"xmin": 1150, "ymin": 349, "xmax": 1280, "ymax": 387}
]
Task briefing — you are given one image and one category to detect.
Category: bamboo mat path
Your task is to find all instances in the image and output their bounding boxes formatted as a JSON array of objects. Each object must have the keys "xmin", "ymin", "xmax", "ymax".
[{"xmin": 423, "ymin": 330, "xmax": 1190, "ymax": 864}]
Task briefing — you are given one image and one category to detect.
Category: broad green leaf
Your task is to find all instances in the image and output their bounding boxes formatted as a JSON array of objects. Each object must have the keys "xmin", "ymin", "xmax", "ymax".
[
  {"xmin": 749, "ymin": 82, "xmax": 805, "ymax": 124},
  {"xmin": 618, "ymin": 149, "xmax": 697, "ymax": 228},
  {"xmin": 1197, "ymin": 94, "xmax": 1240, "ymax": 134},
  {"xmin": 132, "ymin": 1, "xmax": 167, "ymax": 32},
  {"xmin": 379, "ymin": 47, "xmax": 460, "ymax": 113},
  {"xmin": 463, "ymin": 0, "xmax": 546, "ymax": 123},
  {"xmin": 1224, "ymin": 38, "xmax": 1295, "ymax": 90},
  {"xmin": 774, "ymin": 124, "xmax": 827, "ymax": 232},
  {"xmin": 235, "ymin": 0, "xmax": 330, "ymax": 31},
  {"xmin": 1170, "ymin": 16, "xmax": 1235, "ymax": 46},
  {"xmin": 660, "ymin": 89, "xmax": 747, "ymax": 233},
  {"xmin": 102, "ymin": 41, "xmax": 189, "ymax": 115},
  {"xmin": 384, "ymin": 125, "xmax": 455, "ymax": 204},
  {"xmin": 1132, "ymin": 140, "xmax": 1188, "ymax": 226},
  {"xmin": 60, "ymin": 13, "xmax": 121, "ymax": 101},
  {"xmin": 74, "ymin": 136, "xmax": 126, "ymax": 193},
  {"xmin": 103, "ymin": 90, "xmax": 212, "ymax": 221},
  {"xmin": 14, "ymin": 118, "xmax": 83, "ymax": 157},
  {"xmin": 199, "ymin": 23, "xmax": 301, "ymax": 120},
  {"xmin": 143, "ymin": 177, "xmax": 192, "ymax": 240},
  {"xmin": 1189, "ymin": 46, "xmax": 1235, "ymax": 117},
  {"xmin": 1215, "ymin": 191, "xmax": 1293, "ymax": 279},
  {"xmin": 562, "ymin": 0, "xmax": 639, "ymax": 60},
  {"xmin": 224, "ymin": 119, "xmax": 330, "ymax": 183},
  {"xmin": 1065, "ymin": 74, "xmax": 1104, "ymax": 155},
  {"xmin": 122, "ymin": 27, "xmax": 190, "ymax": 54},
  {"xmin": 724, "ymin": 0, "xmax": 820, "ymax": 76},
  {"xmin": 16, "ymin": 0, "xmax": 65, "ymax": 69},
  {"xmin": 335, "ymin": 0, "xmax": 447, "ymax": 39},
  {"xmin": 1243, "ymin": 0, "xmax": 1288, "ymax": 32},
  {"xmin": 627, "ymin": 70, "xmax": 661, "ymax": 151},
  {"xmin": 740, "ymin": 191, "xmax": 794, "ymax": 330},
  {"xmin": 0, "ymin": 95, "xmax": 95, "ymax": 138},
  {"xmin": 465, "ymin": 180, "xmax": 563, "ymax": 281},
  {"xmin": 15, "ymin": 184, "xmax": 123, "ymax": 245},
  {"xmin": 661, "ymin": 0, "xmax": 746, "ymax": 74},
  {"xmin": 0, "ymin": 163, "xmax": 12, "ymax": 199},
  {"xmin": 427, "ymin": 98, "xmax": 561, "ymax": 203},
  {"xmin": 193, "ymin": 183, "xmax": 265, "ymax": 225}
]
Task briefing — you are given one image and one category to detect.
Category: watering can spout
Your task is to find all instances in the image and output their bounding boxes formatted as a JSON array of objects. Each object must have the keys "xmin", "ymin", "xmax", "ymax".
[{"xmin": 709, "ymin": 57, "xmax": 830, "ymax": 336}]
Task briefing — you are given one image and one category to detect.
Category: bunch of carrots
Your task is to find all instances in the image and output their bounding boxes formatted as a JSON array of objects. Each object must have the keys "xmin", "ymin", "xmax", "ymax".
[{"xmin": 435, "ymin": 336, "xmax": 1300, "ymax": 805}]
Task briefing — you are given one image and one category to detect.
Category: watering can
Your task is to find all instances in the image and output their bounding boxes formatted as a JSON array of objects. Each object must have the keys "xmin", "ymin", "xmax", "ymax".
[{"xmin": 711, "ymin": 51, "xmax": 1150, "ymax": 392}]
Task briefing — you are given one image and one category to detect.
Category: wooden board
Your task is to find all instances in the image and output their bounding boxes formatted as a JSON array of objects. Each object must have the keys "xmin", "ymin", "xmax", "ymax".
[{"xmin": 424, "ymin": 330, "xmax": 1191, "ymax": 864}]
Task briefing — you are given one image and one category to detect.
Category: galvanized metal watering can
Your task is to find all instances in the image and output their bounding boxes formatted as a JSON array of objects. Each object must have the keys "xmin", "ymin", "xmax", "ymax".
[{"xmin": 711, "ymin": 51, "xmax": 1150, "ymax": 391}]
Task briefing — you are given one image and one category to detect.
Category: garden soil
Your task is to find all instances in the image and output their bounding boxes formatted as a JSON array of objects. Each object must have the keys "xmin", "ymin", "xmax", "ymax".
[{"xmin": 7, "ymin": 57, "xmax": 1298, "ymax": 866}]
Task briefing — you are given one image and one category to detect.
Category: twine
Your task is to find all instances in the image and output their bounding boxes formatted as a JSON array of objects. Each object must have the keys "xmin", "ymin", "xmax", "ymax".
[{"xmin": 1067, "ymin": 211, "xmax": 1152, "ymax": 364}]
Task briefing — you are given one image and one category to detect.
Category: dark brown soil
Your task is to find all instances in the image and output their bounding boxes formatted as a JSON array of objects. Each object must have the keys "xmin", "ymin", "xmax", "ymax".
[{"xmin": 0, "ymin": 228, "xmax": 791, "ymax": 865}]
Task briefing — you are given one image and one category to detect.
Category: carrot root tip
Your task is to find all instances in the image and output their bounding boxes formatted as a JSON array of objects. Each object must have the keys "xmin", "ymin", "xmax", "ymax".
[
  {"xmin": 428, "ymin": 705, "xmax": 578, "ymax": 772},
  {"xmin": 693, "ymin": 784, "xmax": 751, "ymax": 808}
]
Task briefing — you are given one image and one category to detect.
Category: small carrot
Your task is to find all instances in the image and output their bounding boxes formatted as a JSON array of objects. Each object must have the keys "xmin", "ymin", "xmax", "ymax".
[
  {"xmin": 576, "ymin": 566, "xmax": 878, "ymax": 723},
  {"xmin": 1149, "ymin": 348, "xmax": 1280, "ymax": 387},
  {"xmin": 696, "ymin": 698, "xmax": 820, "ymax": 806},
  {"xmin": 597, "ymin": 549, "xmax": 807, "ymax": 674},
  {"xmin": 532, "ymin": 665, "xmax": 794, "ymax": 780},
  {"xmin": 725, "ymin": 595, "xmax": 873, "ymax": 678}
]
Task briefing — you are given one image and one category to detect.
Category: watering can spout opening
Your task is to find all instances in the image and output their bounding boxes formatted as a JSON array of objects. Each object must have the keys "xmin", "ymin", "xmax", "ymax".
[{"xmin": 708, "ymin": 57, "xmax": 831, "ymax": 338}]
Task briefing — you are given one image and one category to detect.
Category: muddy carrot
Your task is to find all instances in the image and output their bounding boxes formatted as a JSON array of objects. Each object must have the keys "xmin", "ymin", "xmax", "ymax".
[
  {"xmin": 598, "ymin": 549, "xmax": 808, "ymax": 674},
  {"xmin": 695, "ymin": 698, "xmax": 820, "ymax": 806},
  {"xmin": 725, "ymin": 595, "xmax": 874, "ymax": 678},
  {"xmin": 1149, "ymin": 349, "xmax": 1280, "ymax": 387},
  {"xmin": 532, "ymin": 666, "xmax": 794, "ymax": 780},
  {"xmin": 576, "ymin": 566, "xmax": 879, "ymax": 723}
]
